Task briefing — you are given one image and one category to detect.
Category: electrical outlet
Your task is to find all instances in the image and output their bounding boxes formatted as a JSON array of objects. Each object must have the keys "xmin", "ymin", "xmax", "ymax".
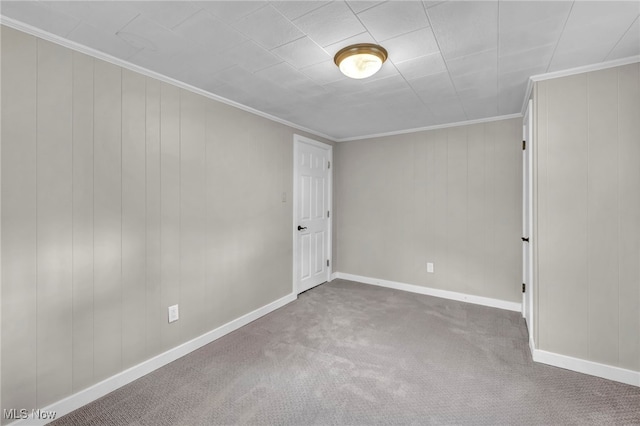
[
  {"xmin": 427, "ymin": 262, "xmax": 434, "ymax": 273},
  {"xmin": 168, "ymin": 304, "xmax": 179, "ymax": 323}
]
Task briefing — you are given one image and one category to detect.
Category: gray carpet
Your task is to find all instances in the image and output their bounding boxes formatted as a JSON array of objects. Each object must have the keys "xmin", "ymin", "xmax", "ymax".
[{"xmin": 51, "ymin": 279, "xmax": 640, "ymax": 425}]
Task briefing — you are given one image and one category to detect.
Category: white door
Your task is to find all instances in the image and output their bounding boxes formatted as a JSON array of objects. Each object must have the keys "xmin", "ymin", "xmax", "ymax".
[
  {"xmin": 522, "ymin": 100, "xmax": 534, "ymax": 344},
  {"xmin": 293, "ymin": 135, "xmax": 332, "ymax": 294}
]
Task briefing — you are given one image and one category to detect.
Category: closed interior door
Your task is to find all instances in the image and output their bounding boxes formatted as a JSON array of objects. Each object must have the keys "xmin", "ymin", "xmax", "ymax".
[
  {"xmin": 522, "ymin": 99, "xmax": 534, "ymax": 342},
  {"xmin": 293, "ymin": 136, "xmax": 332, "ymax": 294}
]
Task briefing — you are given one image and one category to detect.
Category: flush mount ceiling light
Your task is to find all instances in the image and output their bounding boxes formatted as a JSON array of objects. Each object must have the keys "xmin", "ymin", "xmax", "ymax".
[{"xmin": 334, "ymin": 43, "xmax": 388, "ymax": 79}]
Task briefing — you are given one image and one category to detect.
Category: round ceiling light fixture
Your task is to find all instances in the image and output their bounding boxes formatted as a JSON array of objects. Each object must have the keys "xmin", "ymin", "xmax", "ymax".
[{"xmin": 334, "ymin": 43, "xmax": 388, "ymax": 79}]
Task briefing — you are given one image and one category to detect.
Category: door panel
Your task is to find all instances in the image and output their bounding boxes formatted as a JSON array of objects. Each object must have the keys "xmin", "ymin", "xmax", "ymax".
[
  {"xmin": 315, "ymin": 177, "xmax": 325, "ymax": 218},
  {"xmin": 315, "ymin": 232, "xmax": 325, "ymax": 274},
  {"xmin": 301, "ymin": 233, "xmax": 310, "ymax": 280},
  {"xmin": 294, "ymin": 137, "xmax": 332, "ymax": 293},
  {"xmin": 301, "ymin": 175, "xmax": 311, "ymax": 220},
  {"xmin": 523, "ymin": 99, "xmax": 534, "ymax": 345}
]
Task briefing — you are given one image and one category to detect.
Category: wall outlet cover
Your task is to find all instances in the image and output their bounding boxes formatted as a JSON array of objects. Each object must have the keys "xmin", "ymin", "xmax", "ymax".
[
  {"xmin": 427, "ymin": 262, "xmax": 434, "ymax": 273},
  {"xmin": 168, "ymin": 304, "xmax": 179, "ymax": 323}
]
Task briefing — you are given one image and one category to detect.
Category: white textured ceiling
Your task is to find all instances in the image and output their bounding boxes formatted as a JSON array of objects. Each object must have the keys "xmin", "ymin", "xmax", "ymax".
[{"xmin": 2, "ymin": 1, "xmax": 639, "ymax": 140}]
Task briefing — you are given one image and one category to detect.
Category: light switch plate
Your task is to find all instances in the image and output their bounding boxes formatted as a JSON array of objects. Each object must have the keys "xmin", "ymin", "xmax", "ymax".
[
  {"xmin": 168, "ymin": 304, "xmax": 179, "ymax": 323},
  {"xmin": 427, "ymin": 262, "xmax": 434, "ymax": 273}
]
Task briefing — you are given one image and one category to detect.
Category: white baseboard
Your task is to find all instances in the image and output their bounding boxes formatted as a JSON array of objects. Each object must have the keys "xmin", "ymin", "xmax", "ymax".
[
  {"xmin": 335, "ymin": 272, "xmax": 640, "ymax": 388},
  {"xmin": 532, "ymin": 348, "xmax": 640, "ymax": 387},
  {"xmin": 334, "ymin": 272, "xmax": 522, "ymax": 312},
  {"xmin": 10, "ymin": 276, "xmax": 636, "ymax": 426},
  {"xmin": 529, "ymin": 335, "xmax": 536, "ymax": 356},
  {"xmin": 330, "ymin": 272, "xmax": 338, "ymax": 281},
  {"xmin": 10, "ymin": 292, "xmax": 297, "ymax": 426}
]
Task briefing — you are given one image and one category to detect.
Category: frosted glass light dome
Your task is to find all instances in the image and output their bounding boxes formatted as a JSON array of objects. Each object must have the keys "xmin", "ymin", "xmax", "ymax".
[{"xmin": 334, "ymin": 44, "xmax": 388, "ymax": 80}]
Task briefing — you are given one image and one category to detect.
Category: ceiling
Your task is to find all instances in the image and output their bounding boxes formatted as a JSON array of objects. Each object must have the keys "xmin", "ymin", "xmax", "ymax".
[{"xmin": 2, "ymin": 1, "xmax": 639, "ymax": 140}]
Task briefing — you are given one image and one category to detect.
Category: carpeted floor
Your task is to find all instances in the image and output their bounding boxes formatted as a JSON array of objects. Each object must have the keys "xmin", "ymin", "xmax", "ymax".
[{"xmin": 51, "ymin": 279, "xmax": 640, "ymax": 425}]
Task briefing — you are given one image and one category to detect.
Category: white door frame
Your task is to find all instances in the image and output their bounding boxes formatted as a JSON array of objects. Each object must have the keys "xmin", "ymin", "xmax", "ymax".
[
  {"xmin": 292, "ymin": 134, "xmax": 333, "ymax": 294},
  {"xmin": 522, "ymin": 99, "xmax": 534, "ymax": 347}
]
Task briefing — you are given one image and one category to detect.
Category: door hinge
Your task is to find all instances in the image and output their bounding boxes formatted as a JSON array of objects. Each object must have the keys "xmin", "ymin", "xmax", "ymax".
[
  {"xmin": 522, "ymin": 283, "xmax": 526, "ymax": 293},
  {"xmin": 328, "ymin": 161, "xmax": 331, "ymax": 169},
  {"xmin": 522, "ymin": 140, "xmax": 526, "ymax": 150},
  {"xmin": 327, "ymin": 210, "xmax": 330, "ymax": 218},
  {"xmin": 327, "ymin": 259, "xmax": 330, "ymax": 267}
]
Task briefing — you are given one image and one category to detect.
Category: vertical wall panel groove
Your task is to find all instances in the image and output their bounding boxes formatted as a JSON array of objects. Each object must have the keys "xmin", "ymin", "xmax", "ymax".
[
  {"xmin": 179, "ymin": 90, "xmax": 207, "ymax": 340},
  {"xmin": 71, "ymin": 51, "xmax": 95, "ymax": 393},
  {"xmin": 446, "ymin": 126, "xmax": 469, "ymax": 294},
  {"xmin": 36, "ymin": 38, "xmax": 74, "ymax": 407},
  {"xmin": 468, "ymin": 123, "xmax": 486, "ymax": 296},
  {"xmin": 432, "ymin": 129, "xmax": 448, "ymax": 291},
  {"xmin": 145, "ymin": 77, "xmax": 162, "ymax": 359},
  {"xmin": 93, "ymin": 60, "xmax": 122, "ymax": 381},
  {"xmin": 413, "ymin": 133, "xmax": 429, "ymax": 287},
  {"xmin": 586, "ymin": 75, "xmax": 590, "ymax": 361},
  {"xmin": 205, "ymin": 102, "xmax": 227, "ymax": 327},
  {"xmin": 121, "ymin": 69, "xmax": 147, "ymax": 369},
  {"xmin": 484, "ymin": 124, "xmax": 497, "ymax": 300},
  {"xmin": 587, "ymin": 68, "xmax": 620, "ymax": 365},
  {"xmin": 0, "ymin": 23, "xmax": 3, "ymax": 419},
  {"xmin": 160, "ymin": 82, "xmax": 182, "ymax": 351},
  {"xmin": 617, "ymin": 63, "xmax": 640, "ymax": 371}
]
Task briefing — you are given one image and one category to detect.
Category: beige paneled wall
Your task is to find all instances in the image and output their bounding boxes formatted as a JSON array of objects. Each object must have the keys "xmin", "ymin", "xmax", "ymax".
[
  {"xmin": 335, "ymin": 118, "xmax": 522, "ymax": 303},
  {"xmin": 0, "ymin": 26, "xmax": 331, "ymax": 416},
  {"xmin": 534, "ymin": 63, "xmax": 640, "ymax": 371},
  {"xmin": 2, "ymin": 24, "xmax": 38, "ymax": 415}
]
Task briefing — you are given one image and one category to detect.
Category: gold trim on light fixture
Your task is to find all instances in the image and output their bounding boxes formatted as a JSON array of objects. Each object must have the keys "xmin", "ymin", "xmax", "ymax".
[{"xmin": 334, "ymin": 43, "xmax": 388, "ymax": 79}]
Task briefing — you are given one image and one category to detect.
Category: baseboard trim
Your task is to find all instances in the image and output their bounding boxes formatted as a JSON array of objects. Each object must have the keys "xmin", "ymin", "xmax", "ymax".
[
  {"xmin": 529, "ymin": 336, "xmax": 536, "ymax": 357},
  {"xmin": 334, "ymin": 272, "xmax": 521, "ymax": 312},
  {"xmin": 9, "ymin": 292, "xmax": 297, "ymax": 426},
  {"xmin": 532, "ymin": 348, "xmax": 640, "ymax": 387},
  {"xmin": 335, "ymin": 273, "xmax": 640, "ymax": 387}
]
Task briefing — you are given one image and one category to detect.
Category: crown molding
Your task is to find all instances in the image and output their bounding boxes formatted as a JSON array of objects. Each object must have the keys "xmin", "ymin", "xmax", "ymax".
[
  {"xmin": 4, "ymin": 15, "xmax": 638, "ymax": 144},
  {"xmin": 0, "ymin": 16, "xmax": 337, "ymax": 143},
  {"xmin": 335, "ymin": 113, "xmax": 523, "ymax": 142},
  {"xmin": 521, "ymin": 55, "xmax": 640, "ymax": 115},
  {"xmin": 530, "ymin": 55, "xmax": 640, "ymax": 83}
]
